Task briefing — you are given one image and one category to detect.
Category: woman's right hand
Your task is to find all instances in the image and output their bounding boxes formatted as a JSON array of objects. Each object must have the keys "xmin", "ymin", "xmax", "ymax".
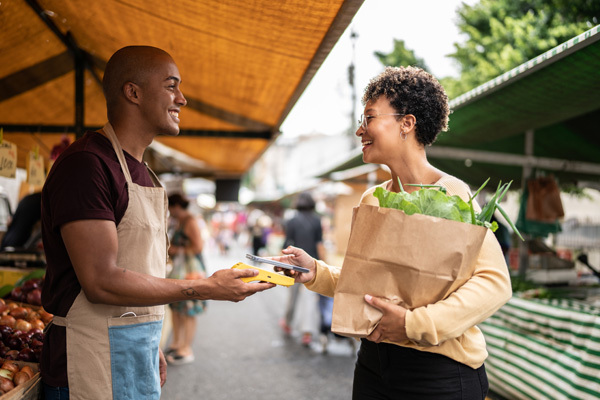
[{"xmin": 272, "ymin": 246, "xmax": 316, "ymax": 284}]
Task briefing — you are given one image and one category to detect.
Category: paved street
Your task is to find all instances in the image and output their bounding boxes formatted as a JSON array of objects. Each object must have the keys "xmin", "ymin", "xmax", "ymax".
[{"xmin": 160, "ymin": 242, "xmax": 357, "ymax": 400}]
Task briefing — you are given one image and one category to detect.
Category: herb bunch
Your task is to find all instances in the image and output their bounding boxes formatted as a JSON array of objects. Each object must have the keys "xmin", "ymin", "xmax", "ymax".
[{"xmin": 373, "ymin": 178, "xmax": 523, "ymax": 241}]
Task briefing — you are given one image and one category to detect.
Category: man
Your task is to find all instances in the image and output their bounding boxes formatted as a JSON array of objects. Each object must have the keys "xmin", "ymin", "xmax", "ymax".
[{"xmin": 40, "ymin": 46, "xmax": 274, "ymax": 399}]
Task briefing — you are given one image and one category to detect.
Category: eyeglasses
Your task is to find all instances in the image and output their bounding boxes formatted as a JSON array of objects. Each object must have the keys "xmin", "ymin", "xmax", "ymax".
[{"xmin": 358, "ymin": 113, "xmax": 403, "ymax": 130}]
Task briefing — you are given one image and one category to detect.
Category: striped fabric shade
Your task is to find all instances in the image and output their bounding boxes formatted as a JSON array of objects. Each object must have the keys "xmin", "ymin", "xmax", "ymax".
[{"xmin": 481, "ymin": 296, "xmax": 600, "ymax": 399}]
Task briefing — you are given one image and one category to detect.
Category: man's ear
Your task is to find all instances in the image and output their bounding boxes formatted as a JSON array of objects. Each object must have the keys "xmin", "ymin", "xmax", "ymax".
[{"xmin": 123, "ymin": 82, "xmax": 141, "ymax": 105}]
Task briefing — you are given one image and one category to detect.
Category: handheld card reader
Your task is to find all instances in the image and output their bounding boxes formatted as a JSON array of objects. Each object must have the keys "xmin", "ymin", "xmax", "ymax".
[{"xmin": 232, "ymin": 262, "xmax": 295, "ymax": 287}]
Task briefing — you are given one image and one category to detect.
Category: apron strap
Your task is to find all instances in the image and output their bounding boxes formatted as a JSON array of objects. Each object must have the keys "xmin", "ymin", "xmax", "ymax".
[
  {"xmin": 102, "ymin": 122, "xmax": 133, "ymax": 184},
  {"xmin": 144, "ymin": 162, "xmax": 163, "ymax": 189}
]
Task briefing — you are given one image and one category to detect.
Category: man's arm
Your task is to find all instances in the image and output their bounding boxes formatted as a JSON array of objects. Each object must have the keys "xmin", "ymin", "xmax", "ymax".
[{"xmin": 61, "ymin": 219, "xmax": 273, "ymax": 306}]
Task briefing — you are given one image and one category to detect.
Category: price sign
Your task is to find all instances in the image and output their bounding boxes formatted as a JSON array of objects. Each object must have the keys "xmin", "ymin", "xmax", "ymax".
[
  {"xmin": 27, "ymin": 151, "xmax": 45, "ymax": 186},
  {"xmin": 0, "ymin": 141, "xmax": 17, "ymax": 178}
]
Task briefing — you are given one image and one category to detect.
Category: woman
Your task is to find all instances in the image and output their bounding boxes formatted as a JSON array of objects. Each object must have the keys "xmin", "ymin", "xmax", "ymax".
[
  {"xmin": 275, "ymin": 67, "xmax": 512, "ymax": 399},
  {"xmin": 166, "ymin": 193, "xmax": 207, "ymax": 365}
]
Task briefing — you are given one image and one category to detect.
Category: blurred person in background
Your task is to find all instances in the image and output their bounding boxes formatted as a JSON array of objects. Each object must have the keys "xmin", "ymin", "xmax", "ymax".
[
  {"xmin": 1, "ymin": 191, "xmax": 42, "ymax": 250},
  {"xmin": 280, "ymin": 192, "xmax": 326, "ymax": 347},
  {"xmin": 166, "ymin": 193, "xmax": 207, "ymax": 364}
]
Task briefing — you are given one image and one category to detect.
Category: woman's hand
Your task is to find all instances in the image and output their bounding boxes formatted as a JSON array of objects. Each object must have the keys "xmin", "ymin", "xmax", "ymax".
[
  {"xmin": 364, "ymin": 294, "xmax": 408, "ymax": 344},
  {"xmin": 272, "ymin": 246, "xmax": 316, "ymax": 284}
]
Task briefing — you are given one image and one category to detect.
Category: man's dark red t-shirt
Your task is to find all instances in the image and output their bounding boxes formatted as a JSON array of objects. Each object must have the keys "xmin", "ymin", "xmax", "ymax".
[{"xmin": 41, "ymin": 130, "xmax": 154, "ymax": 387}]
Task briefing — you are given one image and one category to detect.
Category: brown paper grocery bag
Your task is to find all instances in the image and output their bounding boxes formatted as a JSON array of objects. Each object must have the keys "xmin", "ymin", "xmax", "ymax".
[{"xmin": 331, "ymin": 204, "xmax": 488, "ymax": 338}]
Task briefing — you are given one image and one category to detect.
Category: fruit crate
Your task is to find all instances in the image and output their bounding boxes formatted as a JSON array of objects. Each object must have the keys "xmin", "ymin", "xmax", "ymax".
[{"xmin": 0, "ymin": 360, "xmax": 40, "ymax": 399}]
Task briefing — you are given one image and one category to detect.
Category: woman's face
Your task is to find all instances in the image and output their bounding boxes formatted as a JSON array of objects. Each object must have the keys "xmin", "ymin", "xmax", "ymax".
[
  {"xmin": 168, "ymin": 205, "xmax": 182, "ymax": 219},
  {"xmin": 356, "ymin": 96, "xmax": 404, "ymax": 165}
]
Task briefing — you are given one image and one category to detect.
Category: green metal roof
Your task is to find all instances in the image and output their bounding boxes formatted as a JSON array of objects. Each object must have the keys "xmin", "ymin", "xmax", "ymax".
[{"xmin": 322, "ymin": 25, "xmax": 600, "ymax": 190}]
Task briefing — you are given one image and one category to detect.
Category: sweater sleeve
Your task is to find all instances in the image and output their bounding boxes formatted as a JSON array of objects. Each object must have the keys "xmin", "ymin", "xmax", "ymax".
[
  {"xmin": 404, "ymin": 176, "xmax": 513, "ymax": 346},
  {"xmin": 304, "ymin": 181, "xmax": 387, "ymax": 296},
  {"xmin": 304, "ymin": 259, "xmax": 339, "ymax": 297}
]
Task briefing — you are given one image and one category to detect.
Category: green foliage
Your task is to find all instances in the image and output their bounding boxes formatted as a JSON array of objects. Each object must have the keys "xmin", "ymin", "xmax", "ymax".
[
  {"xmin": 374, "ymin": 39, "xmax": 430, "ymax": 71},
  {"xmin": 373, "ymin": 0, "xmax": 600, "ymax": 99},
  {"xmin": 447, "ymin": 0, "xmax": 600, "ymax": 97}
]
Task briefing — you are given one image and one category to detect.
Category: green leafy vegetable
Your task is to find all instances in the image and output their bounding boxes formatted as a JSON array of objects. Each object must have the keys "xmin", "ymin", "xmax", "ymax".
[{"xmin": 374, "ymin": 178, "xmax": 523, "ymax": 240}]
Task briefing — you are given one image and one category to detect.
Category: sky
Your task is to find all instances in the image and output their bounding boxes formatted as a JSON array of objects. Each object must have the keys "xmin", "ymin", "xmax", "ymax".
[{"xmin": 280, "ymin": 0, "xmax": 477, "ymax": 137}]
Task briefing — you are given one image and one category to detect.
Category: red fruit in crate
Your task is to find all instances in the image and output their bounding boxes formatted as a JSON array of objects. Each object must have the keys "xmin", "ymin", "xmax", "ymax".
[
  {"xmin": 0, "ymin": 325, "xmax": 12, "ymax": 337},
  {"xmin": 32, "ymin": 347, "xmax": 42, "ymax": 362},
  {"xmin": 10, "ymin": 287, "xmax": 24, "ymax": 302},
  {"xmin": 30, "ymin": 331, "xmax": 44, "ymax": 343},
  {"xmin": 21, "ymin": 278, "xmax": 41, "ymax": 292},
  {"xmin": 26, "ymin": 289, "xmax": 42, "ymax": 306},
  {"xmin": 6, "ymin": 335, "xmax": 22, "ymax": 350},
  {"xmin": 17, "ymin": 348, "xmax": 35, "ymax": 362}
]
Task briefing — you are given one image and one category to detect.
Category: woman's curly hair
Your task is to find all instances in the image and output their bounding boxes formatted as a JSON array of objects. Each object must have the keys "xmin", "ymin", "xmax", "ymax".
[{"xmin": 362, "ymin": 66, "xmax": 449, "ymax": 146}]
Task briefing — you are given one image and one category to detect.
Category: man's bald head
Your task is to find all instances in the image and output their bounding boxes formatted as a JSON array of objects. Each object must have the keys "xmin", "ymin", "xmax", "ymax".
[{"xmin": 102, "ymin": 46, "xmax": 174, "ymax": 114}]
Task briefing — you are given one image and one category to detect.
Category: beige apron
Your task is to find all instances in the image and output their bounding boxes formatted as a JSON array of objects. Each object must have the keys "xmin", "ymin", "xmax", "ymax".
[{"xmin": 52, "ymin": 123, "xmax": 168, "ymax": 399}]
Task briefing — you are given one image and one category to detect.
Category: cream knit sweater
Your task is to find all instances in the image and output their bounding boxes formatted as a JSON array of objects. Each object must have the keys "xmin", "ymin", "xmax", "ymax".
[{"xmin": 305, "ymin": 175, "xmax": 512, "ymax": 369}]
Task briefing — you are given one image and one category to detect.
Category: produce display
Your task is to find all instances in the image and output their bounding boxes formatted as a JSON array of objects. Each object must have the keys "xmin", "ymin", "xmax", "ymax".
[
  {"xmin": 0, "ymin": 298, "xmax": 50, "ymax": 363},
  {"xmin": 0, "ymin": 359, "xmax": 36, "ymax": 395},
  {"xmin": 0, "ymin": 273, "xmax": 52, "ymax": 365},
  {"xmin": 0, "ymin": 264, "xmax": 47, "ymax": 396}
]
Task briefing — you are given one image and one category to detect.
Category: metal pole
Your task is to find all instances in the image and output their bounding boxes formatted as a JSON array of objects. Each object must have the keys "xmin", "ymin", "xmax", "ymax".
[
  {"xmin": 74, "ymin": 45, "xmax": 85, "ymax": 139},
  {"xmin": 348, "ymin": 29, "xmax": 358, "ymax": 144},
  {"xmin": 518, "ymin": 129, "xmax": 534, "ymax": 278}
]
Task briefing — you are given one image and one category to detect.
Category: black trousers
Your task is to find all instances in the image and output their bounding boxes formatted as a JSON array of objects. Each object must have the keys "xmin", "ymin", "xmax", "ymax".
[{"xmin": 353, "ymin": 339, "xmax": 489, "ymax": 400}]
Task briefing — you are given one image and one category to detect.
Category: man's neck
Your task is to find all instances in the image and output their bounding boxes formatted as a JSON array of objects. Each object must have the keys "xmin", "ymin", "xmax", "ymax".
[{"xmin": 109, "ymin": 120, "xmax": 153, "ymax": 162}]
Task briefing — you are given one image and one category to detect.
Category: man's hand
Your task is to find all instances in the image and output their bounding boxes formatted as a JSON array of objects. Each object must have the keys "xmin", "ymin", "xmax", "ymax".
[
  {"xmin": 364, "ymin": 294, "xmax": 408, "ymax": 344},
  {"xmin": 272, "ymin": 246, "xmax": 316, "ymax": 284},
  {"xmin": 158, "ymin": 348, "xmax": 167, "ymax": 387},
  {"xmin": 199, "ymin": 268, "xmax": 275, "ymax": 302}
]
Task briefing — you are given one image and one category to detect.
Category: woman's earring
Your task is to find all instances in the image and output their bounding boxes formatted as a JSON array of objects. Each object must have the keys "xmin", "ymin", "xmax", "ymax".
[{"xmin": 401, "ymin": 131, "xmax": 407, "ymax": 140}]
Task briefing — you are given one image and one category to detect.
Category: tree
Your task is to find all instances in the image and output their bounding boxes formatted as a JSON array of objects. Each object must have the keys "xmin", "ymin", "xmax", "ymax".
[
  {"xmin": 445, "ymin": 0, "xmax": 600, "ymax": 97},
  {"xmin": 374, "ymin": 39, "xmax": 429, "ymax": 71},
  {"xmin": 374, "ymin": 0, "xmax": 600, "ymax": 99}
]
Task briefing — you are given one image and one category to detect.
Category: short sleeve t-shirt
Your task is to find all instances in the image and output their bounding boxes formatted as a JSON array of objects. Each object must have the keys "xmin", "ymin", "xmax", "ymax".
[{"xmin": 40, "ymin": 130, "xmax": 155, "ymax": 387}]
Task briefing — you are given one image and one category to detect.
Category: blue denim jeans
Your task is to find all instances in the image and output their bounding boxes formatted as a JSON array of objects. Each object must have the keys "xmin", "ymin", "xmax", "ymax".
[{"xmin": 43, "ymin": 382, "xmax": 69, "ymax": 399}]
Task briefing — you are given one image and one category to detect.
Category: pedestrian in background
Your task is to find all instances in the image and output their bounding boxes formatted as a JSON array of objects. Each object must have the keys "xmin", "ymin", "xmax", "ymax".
[
  {"xmin": 166, "ymin": 193, "xmax": 207, "ymax": 364},
  {"xmin": 280, "ymin": 192, "xmax": 326, "ymax": 347}
]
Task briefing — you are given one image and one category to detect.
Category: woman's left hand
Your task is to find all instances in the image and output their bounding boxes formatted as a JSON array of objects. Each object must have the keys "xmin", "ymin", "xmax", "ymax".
[{"xmin": 364, "ymin": 294, "xmax": 408, "ymax": 343}]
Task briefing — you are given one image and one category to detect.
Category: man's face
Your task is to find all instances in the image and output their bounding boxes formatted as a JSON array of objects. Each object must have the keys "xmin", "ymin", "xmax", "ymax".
[{"xmin": 138, "ymin": 56, "xmax": 187, "ymax": 137}]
